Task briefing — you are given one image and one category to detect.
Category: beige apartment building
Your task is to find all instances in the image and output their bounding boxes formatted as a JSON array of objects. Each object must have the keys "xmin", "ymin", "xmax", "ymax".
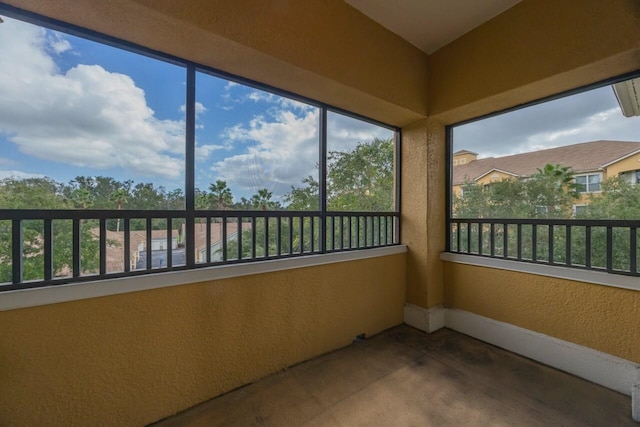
[{"xmin": 453, "ymin": 140, "xmax": 640, "ymax": 210}]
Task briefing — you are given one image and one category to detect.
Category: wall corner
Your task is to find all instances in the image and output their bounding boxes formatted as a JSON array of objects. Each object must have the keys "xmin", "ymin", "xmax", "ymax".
[{"xmin": 403, "ymin": 303, "xmax": 445, "ymax": 333}]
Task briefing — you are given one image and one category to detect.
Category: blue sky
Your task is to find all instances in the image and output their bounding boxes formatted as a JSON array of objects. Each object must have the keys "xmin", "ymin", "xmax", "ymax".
[{"xmin": 0, "ymin": 15, "xmax": 392, "ymax": 203}]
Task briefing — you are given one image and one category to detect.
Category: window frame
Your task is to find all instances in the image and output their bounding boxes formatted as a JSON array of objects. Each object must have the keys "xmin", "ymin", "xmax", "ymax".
[
  {"xmin": 574, "ymin": 173, "xmax": 603, "ymax": 193},
  {"xmin": 0, "ymin": 5, "xmax": 402, "ymax": 291},
  {"xmin": 444, "ymin": 70, "xmax": 640, "ymax": 278}
]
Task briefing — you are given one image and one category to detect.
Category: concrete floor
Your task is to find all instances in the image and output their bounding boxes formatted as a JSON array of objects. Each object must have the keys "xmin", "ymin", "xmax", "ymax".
[{"xmin": 152, "ymin": 325, "xmax": 635, "ymax": 426}]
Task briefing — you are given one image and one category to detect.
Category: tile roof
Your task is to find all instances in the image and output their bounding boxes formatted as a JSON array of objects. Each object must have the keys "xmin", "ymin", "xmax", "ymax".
[{"xmin": 453, "ymin": 140, "xmax": 640, "ymax": 185}]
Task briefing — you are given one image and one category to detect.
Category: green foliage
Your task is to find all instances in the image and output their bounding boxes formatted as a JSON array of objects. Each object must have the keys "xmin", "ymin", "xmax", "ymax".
[
  {"xmin": 452, "ymin": 172, "xmax": 640, "ymax": 273},
  {"xmin": 327, "ymin": 138, "xmax": 394, "ymax": 211},
  {"xmin": 0, "ymin": 178, "xmax": 99, "ymax": 282},
  {"xmin": 0, "ymin": 135, "xmax": 399, "ymax": 282},
  {"xmin": 284, "ymin": 176, "xmax": 319, "ymax": 210},
  {"xmin": 0, "ymin": 177, "xmax": 66, "ymax": 209},
  {"xmin": 453, "ymin": 164, "xmax": 579, "ymax": 219},
  {"xmin": 209, "ymin": 180, "xmax": 233, "ymax": 210},
  {"xmin": 250, "ymin": 188, "xmax": 282, "ymax": 211},
  {"xmin": 579, "ymin": 177, "xmax": 640, "ymax": 220},
  {"xmin": 285, "ymin": 138, "xmax": 394, "ymax": 212}
]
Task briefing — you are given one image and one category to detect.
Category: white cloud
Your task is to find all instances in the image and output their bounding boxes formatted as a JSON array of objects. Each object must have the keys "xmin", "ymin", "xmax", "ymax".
[
  {"xmin": 0, "ymin": 18, "xmax": 185, "ymax": 179},
  {"xmin": 211, "ymin": 104, "xmax": 394, "ymax": 199},
  {"xmin": 327, "ymin": 111, "xmax": 393, "ymax": 152},
  {"xmin": 195, "ymin": 144, "xmax": 227, "ymax": 159},
  {"xmin": 213, "ymin": 109, "xmax": 319, "ymax": 198},
  {"xmin": 47, "ymin": 32, "xmax": 72, "ymax": 55},
  {"xmin": 179, "ymin": 101, "xmax": 207, "ymax": 117},
  {"xmin": 454, "ymin": 85, "xmax": 640, "ymax": 158},
  {"xmin": 0, "ymin": 170, "xmax": 45, "ymax": 180}
]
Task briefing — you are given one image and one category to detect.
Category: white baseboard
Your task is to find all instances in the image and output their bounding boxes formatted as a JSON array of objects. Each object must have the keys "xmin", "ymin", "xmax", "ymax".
[
  {"xmin": 444, "ymin": 308, "xmax": 639, "ymax": 398},
  {"xmin": 403, "ymin": 303, "xmax": 445, "ymax": 333},
  {"xmin": 633, "ymin": 384, "xmax": 640, "ymax": 422}
]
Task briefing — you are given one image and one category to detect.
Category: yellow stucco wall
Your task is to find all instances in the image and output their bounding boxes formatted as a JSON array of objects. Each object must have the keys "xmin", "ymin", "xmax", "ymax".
[
  {"xmin": 443, "ymin": 262, "xmax": 640, "ymax": 363},
  {"xmin": 0, "ymin": 254, "xmax": 406, "ymax": 426},
  {"xmin": 429, "ymin": 0, "xmax": 640, "ymax": 124},
  {"xmin": 401, "ymin": 119, "xmax": 445, "ymax": 309},
  {"xmin": 4, "ymin": 0, "xmax": 428, "ymax": 127},
  {"xmin": 475, "ymin": 172, "xmax": 516, "ymax": 186},
  {"xmin": 452, "ymin": 152, "xmax": 477, "ymax": 166},
  {"xmin": 413, "ymin": 0, "xmax": 640, "ymax": 370},
  {"xmin": 605, "ymin": 151, "xmax": 640, "ymax": 177}
]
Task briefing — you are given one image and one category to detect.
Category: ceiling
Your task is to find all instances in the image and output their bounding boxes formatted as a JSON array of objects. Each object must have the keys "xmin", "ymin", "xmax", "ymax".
[{"xmin": 345, "ymin": 0, "xmax": 521, "ymax": 54}]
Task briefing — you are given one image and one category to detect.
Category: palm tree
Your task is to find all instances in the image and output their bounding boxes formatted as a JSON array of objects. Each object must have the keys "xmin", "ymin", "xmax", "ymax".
[
  {"xmin": 195, "ymin": 190, "xmax": 211, "ymax": 230},
  {"xmin": 71, "ymin": 187, "xmax": 95, "ymax": 209},
  {"xmin": 209, "ymin": 180, "xmax": 233, "ymax": 210},
  {"xmin": 251, "ymin": 188, "xmax": 274, "ymax": 211},
  {"xmin": 535, "ymin": 164, "xmax": 576, "ymax": 190},
  {"xmin": 109, "ymin": 188, "xmax": 130, "ymax": 232}
]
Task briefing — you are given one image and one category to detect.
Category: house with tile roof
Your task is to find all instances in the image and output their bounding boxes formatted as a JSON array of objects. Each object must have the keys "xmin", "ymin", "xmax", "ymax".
[{"xmin": 453, "ymin": 140, "xmax": 640, "ymax": 212}]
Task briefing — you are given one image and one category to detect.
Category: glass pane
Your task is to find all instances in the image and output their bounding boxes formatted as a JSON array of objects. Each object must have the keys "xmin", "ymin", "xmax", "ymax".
[
  {"xmin": 0, "ymin": 16, "xmax": 186, "ymax": 210},
  {"xmin": 451, "ymin": 76, "xmax": 640, "ymax": 220},
  {"xmin": 327, "ymin": 111, "xmax": 395, "ymax": 212},
  {"xmin": 194, "ymin": 72, "xmax": 319, "ymax": 211}
]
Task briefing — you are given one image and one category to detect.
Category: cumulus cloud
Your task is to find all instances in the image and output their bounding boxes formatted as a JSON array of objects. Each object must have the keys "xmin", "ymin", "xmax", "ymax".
[
  {"xmin": 453, "ymin": 85, "xmax": 640, "ymax": 158},
  {"xmin": 0, "ymin": 17, "xmax": 185, "ymax": 179},
  {"xmin": 214, "ymin": 108, "xmax": 320, "ymax": 198},
  {"xmin": 211, "ymin": 96, "xmax": 394, "ymax": 199}
]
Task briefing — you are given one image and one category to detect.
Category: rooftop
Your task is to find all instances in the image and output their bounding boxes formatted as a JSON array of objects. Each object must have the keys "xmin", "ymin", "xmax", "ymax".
[
  {"xmin": 453, "ymin": 140, "xmax": 640, "ymax": 185},
  {"xmin": 153, "ymin": 325, "xmax": 634, "ymax": 426}
]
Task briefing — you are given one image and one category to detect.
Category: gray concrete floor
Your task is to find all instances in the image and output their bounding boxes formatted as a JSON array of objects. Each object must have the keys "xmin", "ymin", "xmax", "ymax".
[{"xmin": 152, "ymin": 325, "xmax": 635, "ymax": 426}]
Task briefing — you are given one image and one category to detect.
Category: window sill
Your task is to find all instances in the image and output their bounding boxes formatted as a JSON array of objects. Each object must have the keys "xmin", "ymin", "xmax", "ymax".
[
  {"xmin": 441, "ymin": 252, "xmax": 639, "ymax": 292},
  {"xmin": 0, "ymin": 245, "xmax": 407, "ymax": 312}
]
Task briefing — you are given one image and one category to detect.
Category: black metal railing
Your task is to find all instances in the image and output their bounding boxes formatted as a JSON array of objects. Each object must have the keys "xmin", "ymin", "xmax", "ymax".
[
  {"xmin": 448, "ymin": 218, "xmax": 639, "ymax": 277},
  {"xmin": 0, "ymin": 209, "xmax": 399, "ymax": 291}
]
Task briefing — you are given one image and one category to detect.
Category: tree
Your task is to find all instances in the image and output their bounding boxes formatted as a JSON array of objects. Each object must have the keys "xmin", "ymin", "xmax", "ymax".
[
  {"xmin": 251, "ymin": 188, "xmax": 279, "ymax": 211},
  {"xmin": 109, "ymin": 188, "xmax": 130, "ymax": 232},
  {"xmin": 285, "ymin": 137, "xmax": 395, "ymax": 212},
  {"xmin": 0, "ymin": 178, "xmax": 99, "ymax": 282},
  {"xmin": 526, "ymin": 164, "xmax": 578, "ymax": 218},
  {"xmin": 575, "ymin": 177, "xmax": 640, "ymax": 270},
  {"xmin": 580, "ymin": 177, "xmax": 640, "ymax": 220},
  {"xmin": 209, "ymin": 180, "xmax": 233, "ymax": 210},
  {"xmin": 70, "ymin": 187, "xmax": 95, "ymax": 210},
  {"xmin": 284, "ymin": 176, "xmax": 319, "ymax": 210},
  {"xmin": 327, "ymin": 138, "xmax": 394, "ymax": 211},
  {"xmin": 452, "ymin": 164, "xmax": 578, "ymax": 219}
]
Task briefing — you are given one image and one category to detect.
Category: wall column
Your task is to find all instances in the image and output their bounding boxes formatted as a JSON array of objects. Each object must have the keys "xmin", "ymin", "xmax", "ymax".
[{"xmin": 401, "ymin": 118, "xmax": 446, "ymax": 312}]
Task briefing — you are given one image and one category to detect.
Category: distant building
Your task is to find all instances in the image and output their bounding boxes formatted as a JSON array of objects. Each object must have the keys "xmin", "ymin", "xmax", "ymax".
[{"xmin": 452, "ymin": 140, "xmax": 640, "ymax": 213}]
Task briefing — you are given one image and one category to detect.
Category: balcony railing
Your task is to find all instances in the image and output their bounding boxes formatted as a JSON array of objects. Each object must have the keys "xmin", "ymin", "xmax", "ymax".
[
  {"xmin": 0, "ymin": 209, "xmax": 399, "ymax": 291},
  {"xmin": 448, "ymin": 218, "xmax": 639, "ymax": 277}
]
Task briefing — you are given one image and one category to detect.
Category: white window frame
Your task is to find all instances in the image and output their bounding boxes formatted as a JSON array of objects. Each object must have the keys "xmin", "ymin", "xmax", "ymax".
[{"xmin": 574, "ymin": 173, "xmax": 602, "ymax": 193}]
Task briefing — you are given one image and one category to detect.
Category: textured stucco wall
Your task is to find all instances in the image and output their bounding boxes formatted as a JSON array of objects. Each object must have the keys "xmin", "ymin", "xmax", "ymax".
[
  {"xmin": 429, "ymin": 0, "xmax": 640, "ymax": 124},
  {"xmin": 3, "ymin": 0, "xmax": 428, "ymax": 127},
  {"xmin": 605, "ymin": 152, "xmax": 640, "ymax": 178},
  {"xmin": 401, "ymin": 0, "xmax": 640, "ymax": 352},
  {"xmin": 401, "ymin": 119, "xmax": 445, "ymax": 309},
  {"xmin": 0, "ymin": 254, "xmax": 405, "ymax": 426},
  {"xmin": 443, "ymin": 262, "xmax": 640, "ymax": 363}
]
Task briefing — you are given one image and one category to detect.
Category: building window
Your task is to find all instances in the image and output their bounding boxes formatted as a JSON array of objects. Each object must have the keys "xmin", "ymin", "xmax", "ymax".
[
  {"xmin": 574, "ymin": 174, "xmax": 601, "ymax": 193},
  {"xmin": 573, "ymin": 204, "xmax": 587, "ymax": 216},
  {"xmin": 636, "ymin": 170, "xmax": 640, "ymax": 184}
]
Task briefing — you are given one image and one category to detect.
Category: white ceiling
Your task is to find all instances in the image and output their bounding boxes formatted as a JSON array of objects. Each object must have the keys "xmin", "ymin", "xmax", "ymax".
[{"xmin": 345, "ymin": 0, "xmax": 522, "ymax": 54}]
